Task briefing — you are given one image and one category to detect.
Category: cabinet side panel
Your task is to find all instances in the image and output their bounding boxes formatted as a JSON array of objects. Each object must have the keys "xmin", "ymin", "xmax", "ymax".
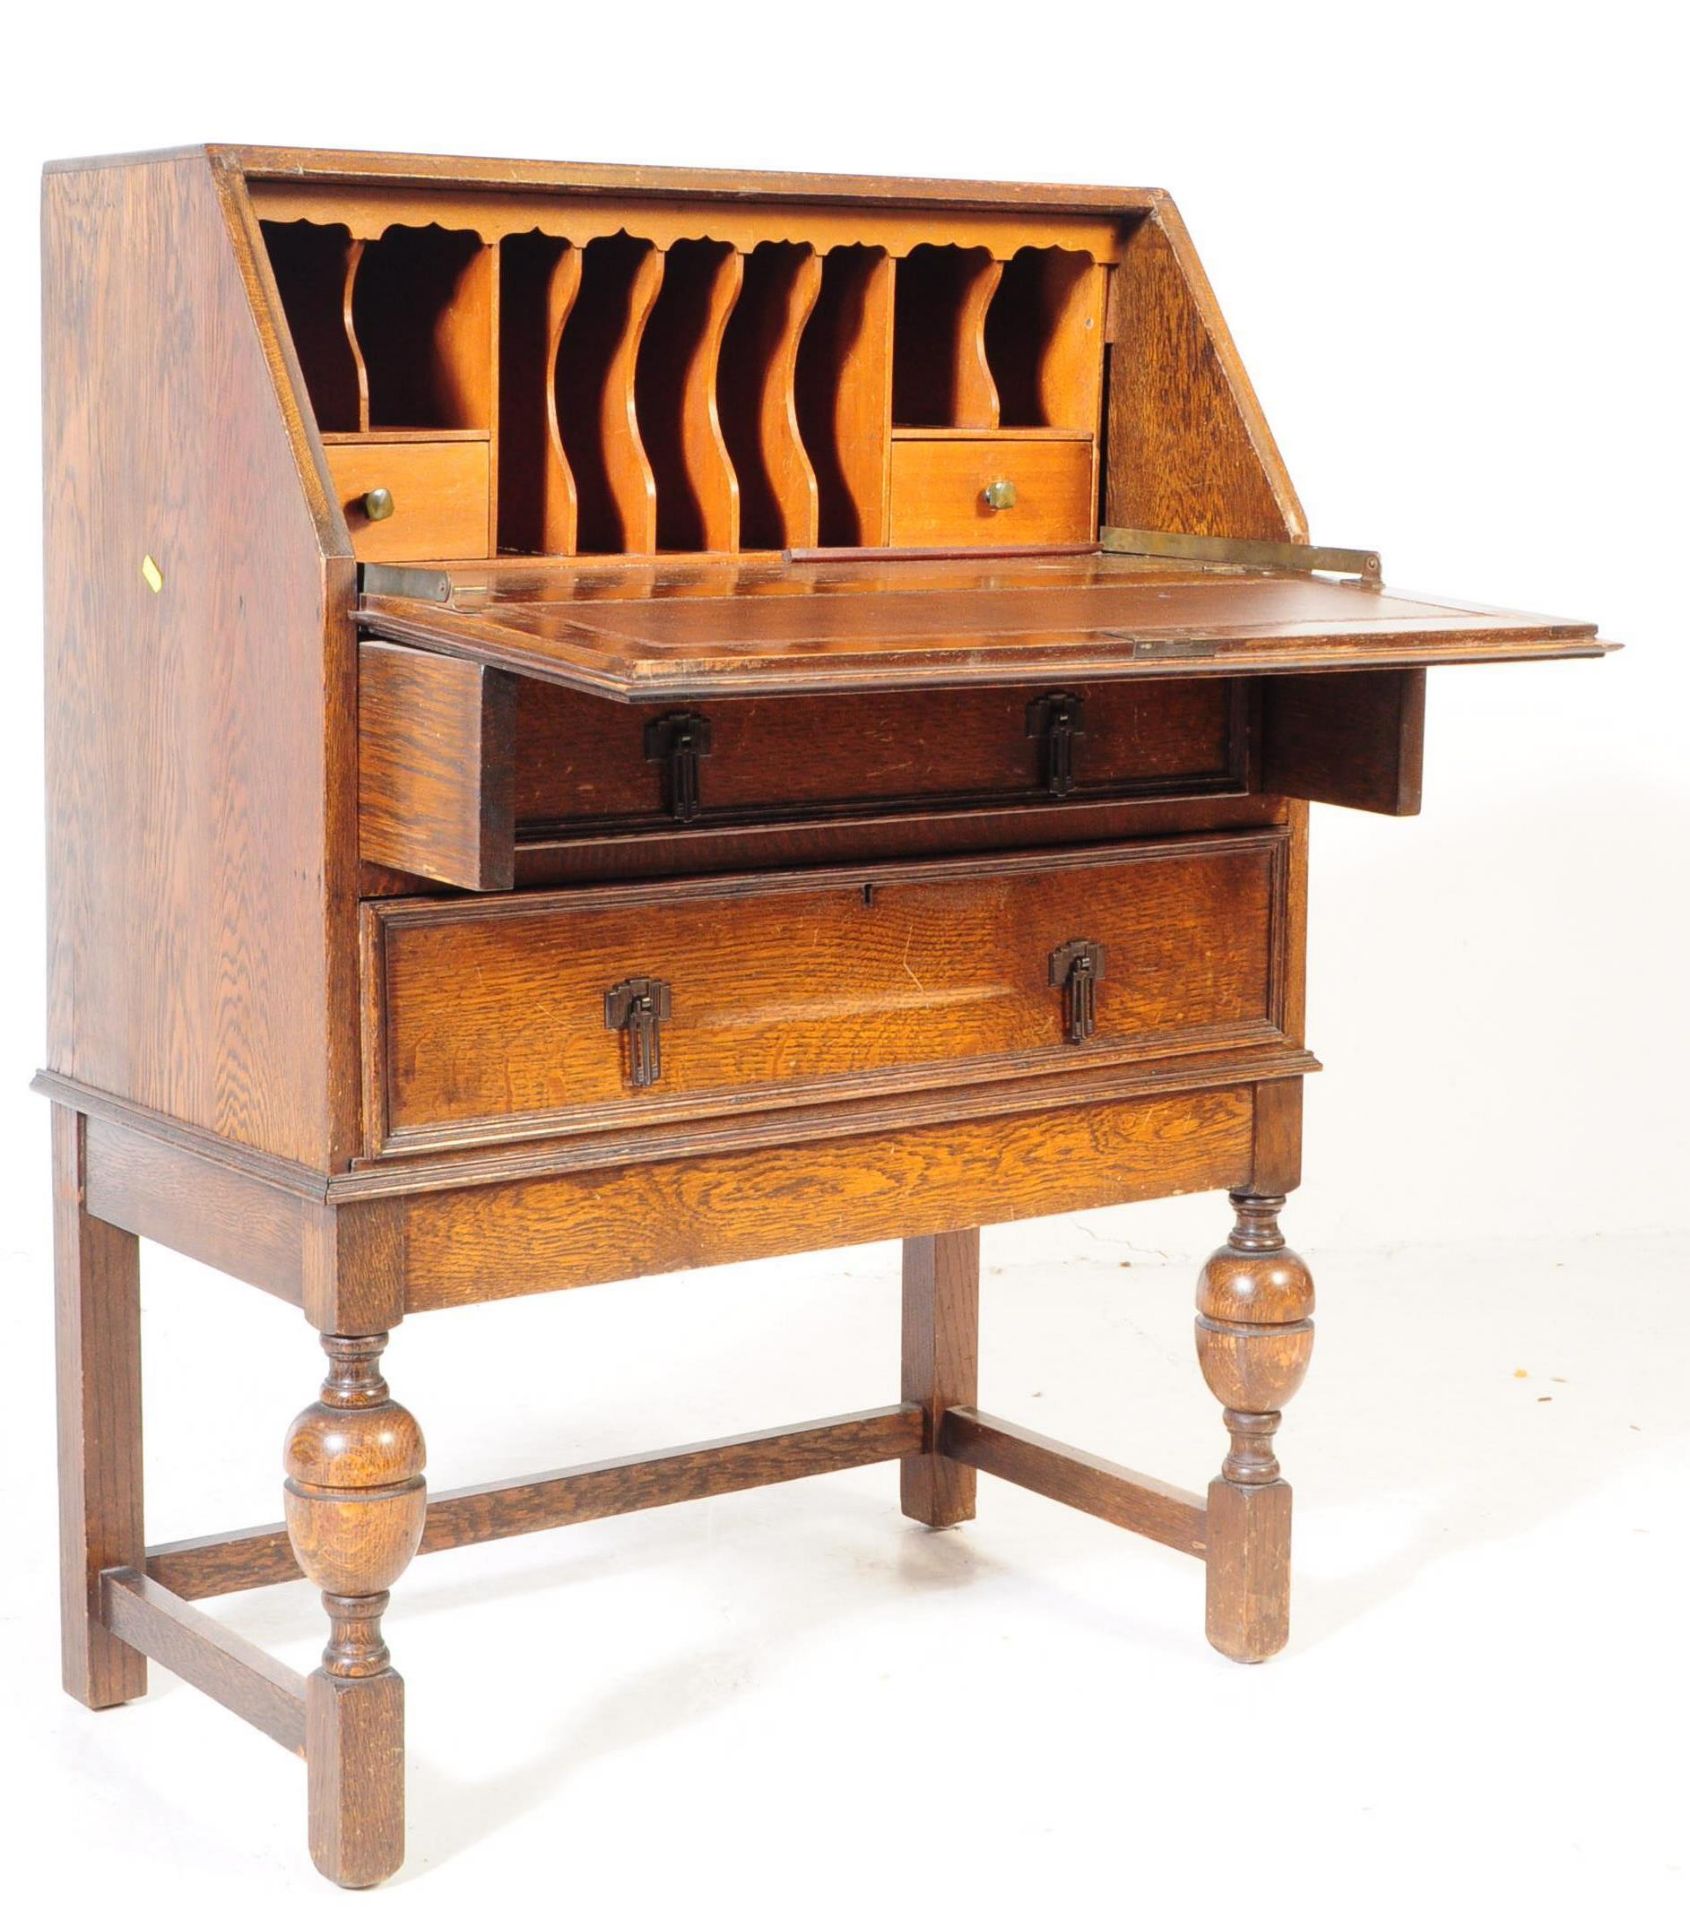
[
  {"xmin": 1105, "ymin": 202, "xmax": 1305, "ymax": 543},
  {"xmin": 44, "ymin": 155, "xmax": 338, "ymax": 1165}
]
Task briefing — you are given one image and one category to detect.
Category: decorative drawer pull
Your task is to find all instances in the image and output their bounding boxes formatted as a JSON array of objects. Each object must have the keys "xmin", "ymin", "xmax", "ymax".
[
  {"xmin": 981, "ymin": 478, "xmax": 1017, "ymax": 512},
  {"xmin": 604, "ymin": 976, "xmax": 672, "ymax": 1088},
  {"xmin": 362, "ymin": 487, "xmax": 396, "ymax": 522},
  {"xmin": 1048, "ymin": 939, "xmax": 1106, "ymax": 1045},
  {"xmin": 643, "ymin": 710, "xmax": 713, "ymax": 824},
  {"xmin": 1026, "ymin": 690, "xmax": 1086, "ymax": 797}
]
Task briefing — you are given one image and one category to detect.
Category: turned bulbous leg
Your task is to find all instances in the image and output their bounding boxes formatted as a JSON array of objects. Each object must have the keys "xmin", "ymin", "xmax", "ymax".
[
  {"xmin": 1195, "ymin": 1193, "xmax": 1314, "ymax": 1663},
  {"xmin": 283, "ymin": 1333, "xmax": 426, "ymax": 1888}
]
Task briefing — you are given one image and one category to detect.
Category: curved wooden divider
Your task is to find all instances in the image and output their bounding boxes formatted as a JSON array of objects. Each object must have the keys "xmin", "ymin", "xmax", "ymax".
[
  {"xmin": 951, "ymin": 252, "xmax": 1003, "ymax": 429},
  {"xmin": 891, "ymin": 244, "xmax": 1003, "ymax": 430},
  {"xmin": 554, "ymin": 235, "xmax": 665, "ymax": 554},
  {"xmin": 540, "ymin": 246, "xmax": 583, "ymax": 551},
  {"xmin": 637, "ymin": 240, "xmax": 742, "ymax": 552},
  {"xmin": 599, "ymin": 243, "xmax": 663, "ymax": 553},
  {"xmin": 719, "ymin": 242, "xmax": 823, "ymax": 550},
  {"xmin": 797, "ymin": 246, "xmax": 893, "ymax": 547},
  {"xmin": 985, "ymin": 247, "xmax": 1105, "ymax": 431},
  {"xmin": 341, "ymin": 238, "xmax": 369, "ymax": 431}
]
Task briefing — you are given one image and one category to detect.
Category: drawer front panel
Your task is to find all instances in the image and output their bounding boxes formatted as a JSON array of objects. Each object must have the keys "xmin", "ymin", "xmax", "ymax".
[
  {"xmin": 364, "ymin": 832, "xmax": 1287, "ymax": 1154},
  {"xmin": 514, "ymin": 677, "xmax": 1245, "ymax": 833},
  {"xmin": 887, "ymin": 434, "xmax": 1094, "ymax": 547},
  {"xmin": 325, "ymin": 438, "xmax": 490, "ymax": 562}
]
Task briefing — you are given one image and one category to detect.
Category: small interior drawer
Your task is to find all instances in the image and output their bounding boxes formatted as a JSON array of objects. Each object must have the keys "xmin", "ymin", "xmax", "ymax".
[
  {"xmin": 359, "ymin": 831, "xmax": 1289, "ymax": 1156},
  {"xmin": 887, "ymin": 432, "xmax": 1095, "ymax": 547},
  {"xmin": 325, "ymin": 436, "xmax": 490, "ymax": 562}
]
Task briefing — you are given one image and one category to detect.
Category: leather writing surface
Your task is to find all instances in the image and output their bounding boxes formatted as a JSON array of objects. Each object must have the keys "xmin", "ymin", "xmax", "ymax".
[{"xmin": 359, "ymin": 554, "xmax": 1605, "ymax": 702}]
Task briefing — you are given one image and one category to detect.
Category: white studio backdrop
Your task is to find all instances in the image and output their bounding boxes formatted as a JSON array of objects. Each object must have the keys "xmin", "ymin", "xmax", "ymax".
[
  {"xmin": 0, "ymin": 5, "xmax": 1685, "ymax": 1911},
  {"xmin": 1, "ymin": 1, "xmax": 1680, "ymax": 1257}
]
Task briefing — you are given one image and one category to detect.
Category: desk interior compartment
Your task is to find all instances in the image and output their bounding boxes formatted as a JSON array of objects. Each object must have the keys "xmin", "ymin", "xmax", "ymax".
[
  {"xmin": 264, "ymin": 217, "xmax": 494, "ymax": 559},
  {"xmin": 261, "ymin": 193, "xmax": 1113, "ymax": 560},
  {"xmin": 263, "ymin": 217, "xmax": 494, "ymax": 434}
]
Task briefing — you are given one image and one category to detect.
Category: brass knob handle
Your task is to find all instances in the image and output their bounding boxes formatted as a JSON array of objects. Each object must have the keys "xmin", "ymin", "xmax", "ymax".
[
  {"xmin": 362, "ymin": 487, "xmax": 395, "ymax": 522},
  {"xmin": 982, "ymin": 478, "xmax": 1017, "ymax": 512}
]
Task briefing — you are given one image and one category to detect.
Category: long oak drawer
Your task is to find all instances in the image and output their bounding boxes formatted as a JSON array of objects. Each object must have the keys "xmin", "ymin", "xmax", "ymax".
[
  {"xmin": 360, "ymin": 831, "xmax": 1290, "ymax": 1157},
  {"xmin": 358, "ymin": 638, "xmax": 1249, "ymax": 892}
]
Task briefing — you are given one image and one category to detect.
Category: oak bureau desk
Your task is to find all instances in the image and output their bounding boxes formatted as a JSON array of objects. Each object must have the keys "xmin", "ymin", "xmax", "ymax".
[{"xmin": 40, "ymin": 145, "xmax": 1610, "ymax": 1887}]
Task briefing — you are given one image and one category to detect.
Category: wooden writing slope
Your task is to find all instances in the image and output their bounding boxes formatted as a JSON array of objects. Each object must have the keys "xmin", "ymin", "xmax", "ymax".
[{"xmin": 39, "ymin": 145, "xmax": 1610, "ymax": 1887}]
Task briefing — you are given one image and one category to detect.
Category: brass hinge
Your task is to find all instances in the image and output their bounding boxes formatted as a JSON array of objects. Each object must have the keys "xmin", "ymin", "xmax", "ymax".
[
  {"xmin": 1100, "ymin": 526, "xmax": 1383, "ymax": 585},
  {"xmin": 359, "ymin": 563, "xmax": 452, "ymax": 603}
]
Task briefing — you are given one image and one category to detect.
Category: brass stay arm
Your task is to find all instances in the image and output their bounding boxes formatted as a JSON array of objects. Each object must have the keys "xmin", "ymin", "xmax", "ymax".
[{"xmin": 1101, "ymin": 525, "xmax": 1383, "ymax": 586}]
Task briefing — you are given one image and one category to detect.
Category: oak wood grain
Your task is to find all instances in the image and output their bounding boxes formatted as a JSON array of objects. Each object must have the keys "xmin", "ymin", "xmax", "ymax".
[
  {"xmin": 1263, "ymin": 668, "xmax": 1426, "ymax": 815},
  {"xmin": 1106, "ymin": 203, "xmax": 1304, "ymax": 542},
  {"xmin": 363, "ymin": 834, "xmax": 1287, "ymax": 1153},
  {"xmin": 798, "ymin": 247, "xmax": 893, "ymax": 545},
  {"xmin": 512, "ymin": 791, "xmax": 1285, "ymax": 888},
  {"xmin": 888, "ymin": 432, "xmax": 1094, "ymax": 547},
  {"xmin": 240, "ymin": 161, "xmax": 1135, "ymax": 264},
  {"xmin": 554, "ymin": 235, "xmax": 663, "ymax": 554},
  {"xmin": 39, "ymin": 139, "xmax": 1615, "ymax": 1883},
  {"xmin": 986, "ymin": 247, "xmax": 1107, "ymax": 433},
  {"xmin": 719, "ymin": 243, "xmax": 823, "ymax": 549},
  {"xmin": 43, "ymin": 152, "xmax": 352, "ymax": 1166},
  {"xmin": 324, "ymin": 437, "xmax": 490, "ymax": 563},
  {"xmin": 147, "ymin": 1406, "xmax": 925, "ymax": 1599},
  {"xmin": 901, "ymin": 1232, "xmax": 980, "ymax": 1526},
  {"xmin": 638, "ymin": 240, "xmax": 743, "ymax": 552},
  {"xmin": 397, "ymin": 1085, "xmax": 1256, "ymax": 1309},
  {"xmin": 102, "ymin": 1570, "xmax": 306, "ymax": 1753},
  {"xmin": 358, "ymin": 642, "xmax": 515, "ymax": 888},
  {"xmin": 1196, "ymin": 1194, "xmax": 1314, "ymax": 1660},
  {"xmin": 940, "ymin": 1409, "xmax": 1208, "ymax": 1556},
  {"xmin": 83, "ymin": 1112, "xmax": 309, "ymax": 1306},
  {"xmin": 308, "ymin": 1669, "xmax": 405, "ymax": 1887},
  {"xmin": 497, "ymin": 234, "xmax": 583, "ymax": 553},
  {"xmin": 513, "ymin": 675, "xmax": 1242, "ymax": 832},
  {"xmin": 78, "ymin": 1110, "xmax": 406, "ymax": 1334},
  {"xmin": 54, "ymin": 1106, "xmax": 147, "ymax": 1709}
]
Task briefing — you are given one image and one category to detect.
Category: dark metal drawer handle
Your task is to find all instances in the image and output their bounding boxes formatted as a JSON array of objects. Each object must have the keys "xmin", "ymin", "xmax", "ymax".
[
  {"xmin": 1048, "ymin": 939, "xmax": 1106, "ymax": 1045},
  {"xmin": 1026, "ymin": 691, "xmax": 1085, "ymax": 797},
  {"xmin": 643, "ymin": 710, "xmax": 713, "ymax": 824},
  {"xmin": 604, "ymin": 976, "xmax": 672, "ymax": 1088}
]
